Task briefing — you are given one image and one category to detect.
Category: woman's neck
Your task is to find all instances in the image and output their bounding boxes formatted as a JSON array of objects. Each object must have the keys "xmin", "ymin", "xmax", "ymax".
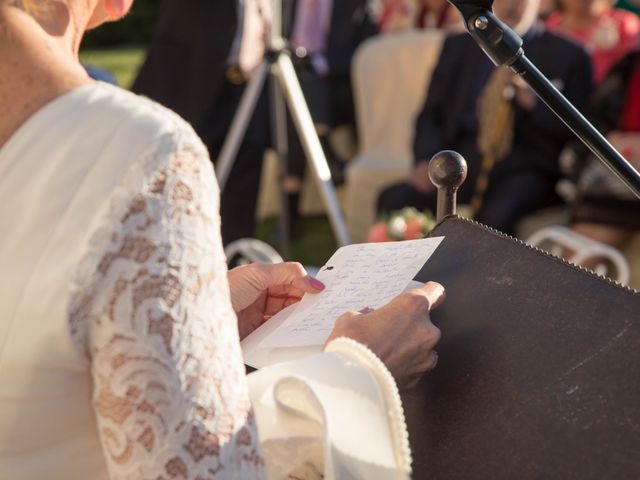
[{"xmin": 0, "ymin": 6, "xmax": 91, "ymax": 150}]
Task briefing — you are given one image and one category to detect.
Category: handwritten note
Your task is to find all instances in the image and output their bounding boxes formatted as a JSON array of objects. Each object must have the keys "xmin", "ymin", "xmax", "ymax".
[{"xmin": 261, "ymin": 237, "xmax": 444, "ymax": 348}]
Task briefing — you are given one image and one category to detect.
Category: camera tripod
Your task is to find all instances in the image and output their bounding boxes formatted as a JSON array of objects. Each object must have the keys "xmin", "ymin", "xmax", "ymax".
[{"xmin": 215, "ymin": 0, "xmax": 351, "ymax": 255}]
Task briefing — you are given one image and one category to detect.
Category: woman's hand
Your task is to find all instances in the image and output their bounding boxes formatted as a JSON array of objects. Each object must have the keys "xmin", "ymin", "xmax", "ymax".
[
  {"xmin": 326, "ymin": 281, "xmax": 445, "ymax": 390},
  {"xmin": 228, "ymin": 262, "xmax": 325, "ymax": 340}
]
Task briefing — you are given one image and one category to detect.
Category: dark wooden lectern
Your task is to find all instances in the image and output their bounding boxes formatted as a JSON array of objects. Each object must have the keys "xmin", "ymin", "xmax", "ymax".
[{"xmin": 403, "ymin": 152, "xmax": 640, "ymax": 479}]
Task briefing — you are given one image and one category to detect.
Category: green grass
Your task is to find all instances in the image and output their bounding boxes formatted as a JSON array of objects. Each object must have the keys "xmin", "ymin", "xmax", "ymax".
[
  {"xmin": 255, "ymin": 217, "xmax": 338, "ymax": 268},
  {"xmin": 79, "ymin": 47, "xmax": 144, "ymax": 89}
]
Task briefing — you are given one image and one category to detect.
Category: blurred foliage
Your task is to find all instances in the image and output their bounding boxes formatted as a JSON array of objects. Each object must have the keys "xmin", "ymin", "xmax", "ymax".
[
  {"xmin": 80, "ymin": 48, "xmax": 145, "ymax": 88},
  {"xmin": 81, "ymin": 0, "xmax": 158, "ymax": 48}
]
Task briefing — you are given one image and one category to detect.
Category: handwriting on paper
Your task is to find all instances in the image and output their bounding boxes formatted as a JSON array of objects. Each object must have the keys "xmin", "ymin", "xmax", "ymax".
[{"xmin": 262, "ymin": 237, "xmax": 444, "ymax": 348}]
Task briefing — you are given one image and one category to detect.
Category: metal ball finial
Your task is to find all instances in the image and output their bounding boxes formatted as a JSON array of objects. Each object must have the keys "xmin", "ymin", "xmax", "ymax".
[
  {"xmin": 428, "ymin": 150, "xmax": 468, "ymax": 190},
  {"xmin": 428, "ymin": 150, "xmax": 468, "ymax": 222}
]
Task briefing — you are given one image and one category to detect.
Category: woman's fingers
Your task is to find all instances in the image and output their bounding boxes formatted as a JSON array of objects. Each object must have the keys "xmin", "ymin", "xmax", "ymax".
[
  {"xmin": 339, "ymin": 282, "xmax": 445, "ymax": 390},
  {"xmin": 265, "ymin": 284, "xmax": 307, "ymax": 299},
  {"xmin": 425, "ymin": 282, "xmax": 446, "ymax": 310},
  {"xmin": 426, "ymin": 350, "xmax": 439, "ymax": 371},
  {"xmin": 409, "ymin": 281, "xmax": 446, "ymax": 312},
  {"xmin": 263, "ymin": 294, "xmax": 304, "ymax": 316},
  {"xmin": 262, "ymin": 262, "xmax": 325, "ymax": 293},
  {"xmin": 397, "ymin": 350, "xmax": 440, "ymax": 389},
  {"xmin": 230, "ymin": 262, "xmax": 324, "ymax": 312}
]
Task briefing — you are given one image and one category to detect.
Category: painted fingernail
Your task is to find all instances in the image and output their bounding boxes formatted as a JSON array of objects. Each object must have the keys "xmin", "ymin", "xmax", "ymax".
[
  {"xmin": 310, "ymin": 277, "xmax": 325, "ymax": 290},
  {"xmin": 358, "ymin": 307, "xmax": 374, "ymax": 314}
]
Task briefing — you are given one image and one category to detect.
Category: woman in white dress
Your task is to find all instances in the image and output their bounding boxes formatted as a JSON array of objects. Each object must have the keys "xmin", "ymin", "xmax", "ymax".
[{"xmin": 0, "ymin": 1, "xmax": 444, "ymax": 478}]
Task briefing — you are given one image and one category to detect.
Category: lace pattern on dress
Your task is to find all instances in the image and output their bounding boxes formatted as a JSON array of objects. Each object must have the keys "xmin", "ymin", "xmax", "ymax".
[{"xmin": 68, "ymin": 127, "xmax": 266, "ymax": 480}]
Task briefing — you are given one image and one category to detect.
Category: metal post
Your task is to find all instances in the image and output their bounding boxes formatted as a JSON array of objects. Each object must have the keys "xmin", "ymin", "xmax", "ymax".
[
  {"xmin": 274, "ymin": 53, "xmax": 351, "ymax": 246},
  {"xmin": 216, "ymin": 61, "xmax": 268, "ymax": 190},
  {"xmin": 428, "ymin": 150, "xmax": 468, "ymax": 223}
]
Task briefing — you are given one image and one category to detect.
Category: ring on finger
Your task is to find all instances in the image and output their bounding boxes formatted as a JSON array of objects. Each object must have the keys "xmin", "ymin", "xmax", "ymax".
[{"xmin": 429, "ymin": 351, "xmax": 439, "ymax": 370}]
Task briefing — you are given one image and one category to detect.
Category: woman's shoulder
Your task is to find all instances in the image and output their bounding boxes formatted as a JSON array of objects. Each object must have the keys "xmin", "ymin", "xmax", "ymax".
[{"xmin": 86, "ymin": 82, "xmax": 206, "ymax": 153}]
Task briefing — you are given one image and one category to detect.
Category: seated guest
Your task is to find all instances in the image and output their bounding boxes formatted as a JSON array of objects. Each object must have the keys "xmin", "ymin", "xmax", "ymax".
[
  {"xmin": 415, "ymin": 0, "xmax": 463, "ymax": 30},
  {"xmin": 379, "ymin": 0, "xmax": 462, "ymax": 33},
  {"xmin": 538, "ymin": 0, "xmax": 559, "ymax": 20},
  {"xmin": 0, "ymin": 0, "xmax": 445, "ymax": 478},
  {"xmin": 546, "ymin": 0, "xmax": 640, "ymax": 84},
  {"xmin": 132, "ymin": 0, "xmax": 271, "ymax": 245},
  {"xmin": 377, "ymin": 0, "xmax": 593, "ymax": 236},
  {"xmin": 564, "ymin": 49, "xmax": 640, "ymax": 247}
]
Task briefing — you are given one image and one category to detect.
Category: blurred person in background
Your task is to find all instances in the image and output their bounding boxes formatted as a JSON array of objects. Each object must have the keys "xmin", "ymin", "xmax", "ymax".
[
  {"xmin": 377, "ymin": 0, "xmax": 593, "ymax": 236},
  {"xmin": 538, "ymin": 0, "xmax": 559, "ymax": 20},
  {"xmin": 378, "ymin": 0, "xmax": 417, "ymax": 32},
  {"xmin": 545, "ymin": 0, "xmax": 640, "ymax": 84},
  {"xmin": 281, "ymin": 0, "xmax": 378, "ymax": 234},
  {"xmin": 562, "ymin": 49, "xmax": 640, "ymax": 248},
  {"xmin": 378, "ymin": 0, "xmax": 462, "ymax": 33},
  {"xmin": 133, "ymin": 1, "xmax": 238, "ymax": 137},
  {"xmin": 135, "ymin": 0, "xmax": 377, "ymax": 243},
  {"xmin": 133, "ymin": 1, "xmax": 272, "ymax": 245},
  {"xmin": 0, "ymin": 0, "xmax": 447, "ymax": 478}
]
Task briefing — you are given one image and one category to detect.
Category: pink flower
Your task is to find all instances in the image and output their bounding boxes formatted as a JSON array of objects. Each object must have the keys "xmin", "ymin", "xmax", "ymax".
[
  {"xmin": 367, "ymin": 223, "xmax": 392, "ymax": 242},
  {"xmin": 404, "ymin": 218, "xmax": 424, "ymax": 240}
]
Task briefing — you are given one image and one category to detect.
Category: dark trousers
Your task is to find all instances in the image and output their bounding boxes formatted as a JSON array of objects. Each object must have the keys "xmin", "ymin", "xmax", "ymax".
[{"xmin": 475, "ymin": 169, "xmax": 561, "ymax": 234}]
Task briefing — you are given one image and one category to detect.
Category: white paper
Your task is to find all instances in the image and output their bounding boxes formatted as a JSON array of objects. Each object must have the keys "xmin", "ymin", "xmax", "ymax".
[
  {"xmin": 241, "ymin": 280, "xmax": 426, "ymax": 369},
  {"xmin": 259, "ymin": 237, "xmax": 444, "ymax": 348},
  {"xmin": 241, "ymin": 303, "xmax": 323, "ymax": 369}
]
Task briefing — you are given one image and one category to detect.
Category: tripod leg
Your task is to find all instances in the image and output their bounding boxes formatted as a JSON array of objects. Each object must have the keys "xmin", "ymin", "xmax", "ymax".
[
  {"xmin": 216, "ymin": 61, "xmax": 269, "ymax": 191},
  {"xmin": 269, "ymin": 72, "xmax": 292, "ymax": 258},
  {"xmin": 273, "ymin": 53, "xmax": 352, "ymax": 246}
]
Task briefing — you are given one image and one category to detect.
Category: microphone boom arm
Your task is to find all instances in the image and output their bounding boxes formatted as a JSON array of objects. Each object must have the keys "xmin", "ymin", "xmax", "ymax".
[{"xmin": 447, "ymin": 0, "xmax": 640, "ymax": 199}]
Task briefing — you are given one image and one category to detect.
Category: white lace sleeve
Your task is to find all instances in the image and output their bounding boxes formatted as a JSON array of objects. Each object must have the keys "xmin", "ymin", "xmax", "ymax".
[{"xmin": 68, "ymin": 131, "xmax": 266, "ymax": 480}]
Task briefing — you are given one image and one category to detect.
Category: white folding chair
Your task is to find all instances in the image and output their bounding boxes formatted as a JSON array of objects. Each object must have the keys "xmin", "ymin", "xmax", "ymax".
[{"xmin": 527, "ymin": 225, "xmax": 631, "ymax": 285}]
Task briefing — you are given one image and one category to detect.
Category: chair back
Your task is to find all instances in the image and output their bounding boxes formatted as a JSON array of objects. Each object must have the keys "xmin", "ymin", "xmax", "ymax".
[
  {"xmin": 345, "ymin": 30, "xmax": 445, "ymax": 242},
  {"xmin": 351, "ymin": 30, "xmax": 445, "ymax": 171}
]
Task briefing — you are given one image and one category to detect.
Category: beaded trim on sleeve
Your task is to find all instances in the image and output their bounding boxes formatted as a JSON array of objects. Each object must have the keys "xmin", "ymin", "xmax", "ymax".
[{"xmin": 325, "ymin": 337, "xmax": 412, "ymax": 478}]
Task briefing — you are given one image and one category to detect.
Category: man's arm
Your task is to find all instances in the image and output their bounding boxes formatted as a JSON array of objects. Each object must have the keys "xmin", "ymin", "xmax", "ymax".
[{"xmin": 522, "ymin": 39, "xmax": 593, "ymax": 139}]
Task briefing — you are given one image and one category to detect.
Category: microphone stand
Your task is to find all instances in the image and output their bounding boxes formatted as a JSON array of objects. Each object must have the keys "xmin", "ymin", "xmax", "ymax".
[{"xmin": 447, "ymin": 0, "xmax": 640, "ymax": 199}]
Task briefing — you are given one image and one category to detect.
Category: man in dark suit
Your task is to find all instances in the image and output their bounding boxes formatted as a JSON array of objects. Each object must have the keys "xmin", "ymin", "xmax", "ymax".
[
  {"xmin": 132, "ymin": 0, "xmax": 237, "ymax": 133},
  {"xmin": 377, "ymin": 0, "xmax": 593, "ymax": 235},
  {"xmin": 134, "ymin": 0, "xmax": 376, "ymax": 244}
]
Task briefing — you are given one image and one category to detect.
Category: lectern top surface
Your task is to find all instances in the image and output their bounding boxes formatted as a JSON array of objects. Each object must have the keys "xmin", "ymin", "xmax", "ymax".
[{"xmin": 404, "ymin": 216, "xmax": 640, "ymax": 480}]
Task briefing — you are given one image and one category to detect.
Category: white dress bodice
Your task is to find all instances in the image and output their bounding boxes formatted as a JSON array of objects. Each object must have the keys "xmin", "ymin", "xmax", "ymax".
[{"xmin": 0, "ymin": 83, "xmax": 411, "ymax": 480}]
